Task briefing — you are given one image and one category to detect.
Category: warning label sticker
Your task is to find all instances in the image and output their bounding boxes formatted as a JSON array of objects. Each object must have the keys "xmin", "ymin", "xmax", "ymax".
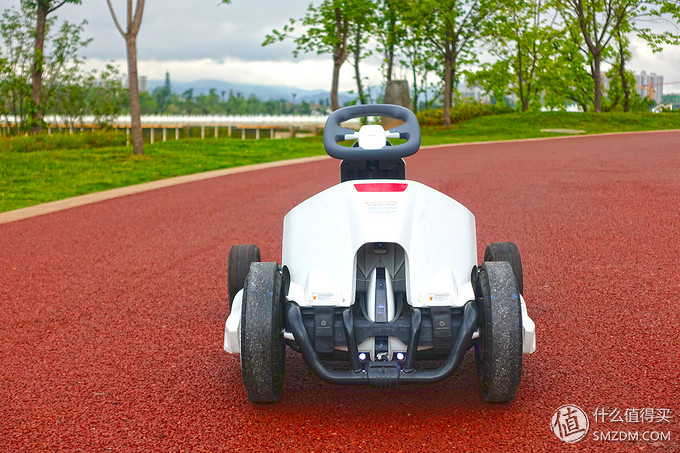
[
  {"xmin": 365, "ymin": 201, "xmax": 399, "ymax": 214},
  {"xmin": 312, "ymin": 292, "xmax": 335, "ymax": 302},
  {"xmin": 428, "ymin": 293, "xmax": 451, "ymax": 302}
]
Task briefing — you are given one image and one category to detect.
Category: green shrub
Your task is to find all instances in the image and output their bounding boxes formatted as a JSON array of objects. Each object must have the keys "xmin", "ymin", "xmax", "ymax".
[
  {"xmin": 416, "ymin": 109, "xmax": 444, "ymax": 126},
  {"xmin": 417, "ymin": 103, "xmax": 515, "ymax": 126},
  {"xmin": 0, "ymin": 130, "xmax": 126, "ymax": 153}
]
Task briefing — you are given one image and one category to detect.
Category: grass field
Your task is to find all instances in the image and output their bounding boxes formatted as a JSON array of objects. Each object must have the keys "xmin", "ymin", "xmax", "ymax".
[
  {"xmin": 1, "ymin": 111, "xmax": 679, "ymax": 213},
  {"xmin": 419, "ymin": 111, "xmax": 680, "ymax": 144}
]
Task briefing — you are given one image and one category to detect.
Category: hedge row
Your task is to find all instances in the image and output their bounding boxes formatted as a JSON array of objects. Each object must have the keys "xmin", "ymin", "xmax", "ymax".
[
  {"xmin": 0, "ymin": 130, "xmax": 126, "ymax": 153},
  {"xmin": 416, "ymin": 103, "xmax": 514, "ymax": 126}
]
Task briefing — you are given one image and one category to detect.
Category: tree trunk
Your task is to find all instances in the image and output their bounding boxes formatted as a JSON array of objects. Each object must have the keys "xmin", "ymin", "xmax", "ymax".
[
  {"xmin": 331, "ymin": 58, "xmax": 341, "ymax": 111},
  {"xmin": 386, "ymin": 45, "xmax": 394, "ymax": 84},
  {"xmin": 517, "ymin": 42, "xmax": 528, "ymax": 112},
  {"xmin": 443, "ymin": 52, "xmax": 453, "ymax": 127},
  {"xmin": 106, "ymin": 0, "xmax": 144, "ymax": 153},
  {"xmin": 353, "ymin": 26, "xmax": 366, "ymax": 104},
  {"xmin": 330, "ymin": 6, "xmax": 347, "ymax": 111},
  {"xmin": 411, "ymin": 54, "xmax": 418, "ymax": 113},
  {"xmin": 617, "ymin": 33, "xmax": 630, "ymax": 112},
  {"xmin": 30, "ymin": 1, "xmax": 48, "ymax": 133},
  {"xmin": 354, "ymin": 63, "xmax": 365, "ymax": 104},
  {"xmin": 621, "ymin": 70, "xmax": 629, "ymax": 112},
  {"xmin": 385, "ymin": 0, "xmax": 396, "ymax": 83},
  {"xmin": 592, "ymin": 51, "xmax": 602, "ymax": 113},
  {"xmin": 127, "ymin": 35, "xmax": 144, "ymax": 155}
]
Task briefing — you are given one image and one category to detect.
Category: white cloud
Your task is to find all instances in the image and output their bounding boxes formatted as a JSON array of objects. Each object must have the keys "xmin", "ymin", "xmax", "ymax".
[
  {"xmin": 629, "ymin": 36, "xmax": 680, "ymax": 93},
  {"xmin": 83, "ymin": 57, "xmax": 384, "ymax": 92},
  {"xmin": 42, "ymin": 0, "xmax": 680, "ymax": 95}
]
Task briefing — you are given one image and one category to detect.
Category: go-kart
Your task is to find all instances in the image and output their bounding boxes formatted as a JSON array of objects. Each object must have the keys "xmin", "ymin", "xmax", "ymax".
[{"xmin": 224, "ymin": 104, "xmax": 536, "ymax": 403}]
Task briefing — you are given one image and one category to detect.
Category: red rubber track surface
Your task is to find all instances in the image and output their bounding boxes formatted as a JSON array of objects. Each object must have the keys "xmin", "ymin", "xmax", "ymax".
[{"xmin": 1, "ymin": 132, "xmax": 679, "ymax": 452}]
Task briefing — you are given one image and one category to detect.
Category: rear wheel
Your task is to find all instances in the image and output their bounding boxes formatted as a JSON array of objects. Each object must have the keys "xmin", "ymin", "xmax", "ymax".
[
  {"xmin": 240, "ymin": 262, "xmax": 285, "ymax": 403},
  {"xmin": 484, "ymin": 242, "xmax": 523, "ymax": 295},
  {"xmin": 228, "ymin": 244, "xmax": 260, "ymax": 308},
  {"xmin": 474, "ymin": 261, "xmax": 523, "ymax": 403}
]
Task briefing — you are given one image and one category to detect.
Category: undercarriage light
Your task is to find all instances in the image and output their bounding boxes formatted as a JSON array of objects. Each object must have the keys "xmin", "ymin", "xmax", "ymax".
[
  {"xmin": 395, "ymin": 352, "xmax": 405, "ymax": 361},
  {"xmin": 358, "ymin": 352, "xmax": 368, "ymax": 361}
]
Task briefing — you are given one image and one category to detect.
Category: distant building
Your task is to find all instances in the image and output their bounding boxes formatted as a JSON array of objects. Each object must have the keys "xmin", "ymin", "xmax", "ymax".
[
  {"xmin": 456, "ymin": 78, "xmax": 520, "ymax": 107},
  {"xmin": 458, "ymin": 79, "xmax": 491, "ymax": 104},
  {"xmin": 635, "ymin": 71, "xmax": 663, "ymax": 104},
  {"xmin": 120, "ymin": 74, "xmax": 149, "ymax": 93},
  {"xmin": 661, "ymin": 94, "xmax": 680, "ymax": 111},
  {"xmin": 139, "ymin": 75, "xmax": 148, "ymax": 93},
  {"xmin": 662, "ymin": 93, "xmax": 680, "ymax": 105}
]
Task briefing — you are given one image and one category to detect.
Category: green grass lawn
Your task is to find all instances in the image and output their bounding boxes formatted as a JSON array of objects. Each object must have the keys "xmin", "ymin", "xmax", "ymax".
[
  {"xmin": 420, "ymin": 111, "xmax": 680, "ymax": 145},
  {"xmin": 1, "ymin": 111, "xmax": 679, "ymax": 213},
  {"xmin": 0, "ymin": 137, "xmax": 326, "ymax": 212}
]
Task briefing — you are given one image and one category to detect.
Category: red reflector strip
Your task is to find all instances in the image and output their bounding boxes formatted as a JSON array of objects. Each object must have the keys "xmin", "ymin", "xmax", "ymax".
[{"xmin": 354, "ymin": 183, "xmax": 408, "ymax": 192}]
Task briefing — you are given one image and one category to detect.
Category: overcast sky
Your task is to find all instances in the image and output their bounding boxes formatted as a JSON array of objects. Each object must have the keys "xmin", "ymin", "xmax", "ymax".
[{"xmin": 3, "ymin": 0, "xmax": 680, "ymax": 93}]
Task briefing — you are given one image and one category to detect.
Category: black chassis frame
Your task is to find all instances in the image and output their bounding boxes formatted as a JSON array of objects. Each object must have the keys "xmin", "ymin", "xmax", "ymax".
[{"xmin": 284, "ymin": 299, "xmax": 478, "ymax": 387}]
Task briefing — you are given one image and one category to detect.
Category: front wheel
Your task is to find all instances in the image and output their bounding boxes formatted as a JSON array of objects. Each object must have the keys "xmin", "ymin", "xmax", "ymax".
[
  {"xmin": 474, "ymin": 261, "xmax": 523, "ymax": 403},
  {"xmin": 240, "ymin": 262, "xmax": 285, "ymax": 403},
  {"xmin": 484, "ymin": 242, "xmax": 523, "ymax": 295},
  {"xmin": 228, "ymin": 244, "xmax": 261, "ymax": 309}
]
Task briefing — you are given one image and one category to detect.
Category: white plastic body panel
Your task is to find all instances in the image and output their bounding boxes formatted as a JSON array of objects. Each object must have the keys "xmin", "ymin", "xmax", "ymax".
[
  {"xmin": 223, "ymin": 289, "xmax": 243, "ymax": 354},
  {"xmin": 520, "ymin": 294, "xmax": 536, "ymax": 354},
  {"xmin": 224, "ymin": 178, "xmax": 536, "ymax": 356},
  {"xmin": 282, "ymin": 179, "xmax": 477, "ymax": 308}
]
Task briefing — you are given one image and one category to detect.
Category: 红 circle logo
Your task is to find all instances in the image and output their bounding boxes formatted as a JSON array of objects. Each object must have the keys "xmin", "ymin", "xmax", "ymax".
[{"xmin": 551, "ymin": 405, "xmax": 589, "ymax": 443}]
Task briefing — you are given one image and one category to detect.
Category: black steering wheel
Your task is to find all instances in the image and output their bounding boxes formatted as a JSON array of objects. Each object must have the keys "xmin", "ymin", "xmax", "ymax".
[{"xmin": 323, "ymin": 104, "xmax": 421, "ymax": 161}]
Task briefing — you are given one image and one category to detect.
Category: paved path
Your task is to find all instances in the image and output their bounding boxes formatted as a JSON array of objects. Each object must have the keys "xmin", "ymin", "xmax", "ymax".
[{"xmin": 1, "ymin": 131, "xmax": 678, "ymax": 451}]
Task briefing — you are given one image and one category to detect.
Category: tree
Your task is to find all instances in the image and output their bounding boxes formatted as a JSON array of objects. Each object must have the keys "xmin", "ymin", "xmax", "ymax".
[
  {"xmin": 541, "ymin": 29, "xmax": 594, "ymax": 111},
  {"xmin": 106, "ymin": 0, "xmax": 145, "ymax": 155},
  {"xmin": 264, "ymin": 0, "xmax": 365, "ymax": 110},
  {"xmin": 399, "ymin": 4, "xmax": 437, "ymax": 112},
  {"xmin": 617, "ymin": 2, "xmax": 680, "ymax": 111},
  {"xmin": 41, "ymin": 20, "xmax": 91, "ymax": 119},
  {"xmin": 0, "ymin": 5, "xmax": 33, "ymax": 132},
  {"xmin": 557, "ymin": 0, "xmax": 635, "ymax": 112},
  {"xmin": 1, "ymin": 1, "xmax": 89, "ymax": 132},
  {"xmin": 474, "ymin": 0, "xmax": 562, "ymax": 111},
  {"xmin": 348, "ymin": 0, "xmax": 375, "ymax": 104},
  {"xmin": 196, "ymin": 88, "xmax": 222, "ymax": 114},
  {"xmin": 87, "ymin": 63, "xmax": 125, "ymax": 127},
  {"xmin": 556, "ymin": 0, "xmax": 680, "ymax": 113},
  {"xmin": 137, "ymin": 91, "xmax": 156, "ymax": 114},
  {"xmin": 153, "ymin": 71, "xmax": 172, "ymax": 113},
  {"xmin": 412, "ymin": 0, "xmax": 491, "ymax": 126},
  {"xmin": 376, "ymin": 0, "xmax": 408, "ymax": 83},
  {"xmin": 50, "ymin": 65, "xmax": 123, "ymax": 129},
  {"xmin": 609, "ymin": 26, "xmax": 632, "ymax": 111},
  {"xmin": 25, "ymin": 0, "xmax": 82, "ymax": 133},
  {"xmin": 603, "ymin": 22, "xmax": 654, "ymax": 112},
  {"xmin": 51, "ymin": 71, "xmax": 88, "ymax": 127},
  {"xmin": 467, "ymin": 60, "xmax": 512, "ymax": 106}
]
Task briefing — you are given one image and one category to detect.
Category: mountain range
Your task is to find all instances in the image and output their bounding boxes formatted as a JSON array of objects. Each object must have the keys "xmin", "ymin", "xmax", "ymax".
[{"xmin": 146, "ymin": 78, "xmax": 366, "ymax": 105}]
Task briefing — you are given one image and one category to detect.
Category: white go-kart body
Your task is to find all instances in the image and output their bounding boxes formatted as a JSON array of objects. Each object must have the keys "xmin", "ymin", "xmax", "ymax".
[
  {"xmin": 224, "ymin": 104, "xmax": 535, "ymax": 404},
  {"xmin": 225, "ymin": 180, "xmax": 536, "ymax": 355}
]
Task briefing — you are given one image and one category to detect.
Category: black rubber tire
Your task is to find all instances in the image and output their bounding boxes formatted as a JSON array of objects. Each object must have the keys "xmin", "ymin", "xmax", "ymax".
[
  {"xmin": 240, "ymin": 262, "xmax": 285, "ymax": 403},
  {"xmin": 474, "ymin": 261, "xmax": 523, "ymax": 403},
  {"xmin": 484, "ymin": 242, "xmax": 523, "ymax": 295},
  {"xmin": 228, "ymin": 244, "xmax": 260, "ymax": 309}
]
